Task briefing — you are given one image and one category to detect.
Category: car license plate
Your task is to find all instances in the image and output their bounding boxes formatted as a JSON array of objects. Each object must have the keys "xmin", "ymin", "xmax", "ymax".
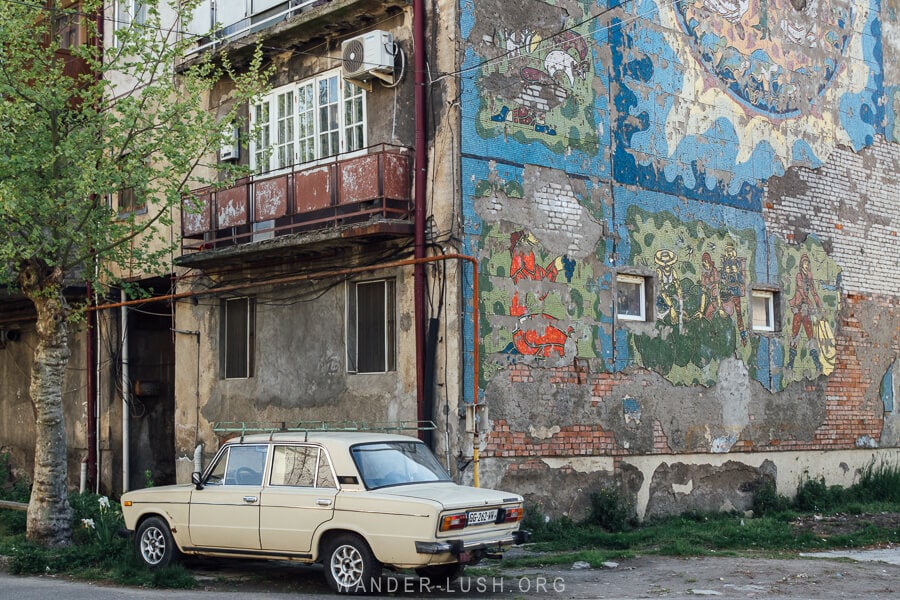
[{"xmin": 467, "ymin": 509, "xmax": 498, "ymax": 525}]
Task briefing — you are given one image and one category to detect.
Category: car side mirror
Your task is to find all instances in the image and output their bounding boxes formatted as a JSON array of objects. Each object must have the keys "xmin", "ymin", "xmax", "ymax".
[{"xmin": 191, "ymin": 471, "xmax": 203, "ymax": 490}]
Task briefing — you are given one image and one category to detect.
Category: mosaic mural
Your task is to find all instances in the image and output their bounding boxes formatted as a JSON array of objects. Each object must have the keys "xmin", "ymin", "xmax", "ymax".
[{"xmin": 460, "ymin": 0, "xmax": 880, "ymax": 397}]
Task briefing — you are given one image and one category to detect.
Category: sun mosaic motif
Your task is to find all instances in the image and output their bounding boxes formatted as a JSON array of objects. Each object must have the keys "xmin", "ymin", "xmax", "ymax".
[{"xmin": 674, "ymin": 0, "xmax": 858, "ymax": 117}]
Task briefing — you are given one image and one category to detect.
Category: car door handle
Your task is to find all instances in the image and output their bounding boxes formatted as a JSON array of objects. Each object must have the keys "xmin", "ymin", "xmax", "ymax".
[
  {"xmin": 317, "ymin": 498, "xmax": 333, "ymax": 506},
  {"xmin": 243, "ymin": 496, "xmax": 258, "ymax": 503}
]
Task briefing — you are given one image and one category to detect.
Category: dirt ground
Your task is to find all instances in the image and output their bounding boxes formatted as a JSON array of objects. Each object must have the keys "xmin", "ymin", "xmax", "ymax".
[
  {"xmin": 178, "ymin": 513, "xmax": 900, "ymax": 598},
  {"xmin": 183, "ymin": 549, "xmax": 900, "ymax": 599},
  {"xmin": 5, "ymin": 512, "xmax": 899, "ymax": 598}
]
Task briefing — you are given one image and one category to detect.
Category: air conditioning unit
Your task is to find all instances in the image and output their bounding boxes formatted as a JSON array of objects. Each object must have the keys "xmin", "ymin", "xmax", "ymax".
[
  {"xmin": 220, "ymin": 123, "xmax": 239, "ymax": 162},
  {"xmin": 341, "ymin": 30, "xmax": 395, "ymax": 82}
]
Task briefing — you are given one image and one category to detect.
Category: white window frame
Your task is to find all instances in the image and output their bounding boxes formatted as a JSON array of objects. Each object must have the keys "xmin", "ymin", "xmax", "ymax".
[
  {"xmin": 115, "ymin": 1, "xmax": 147, "ymax": 32},
  {"xmin": 751, "ymin": 289, "xmax": 777, "ymax": 332},
  {"xmin": 616, "ymin": 274, "xmax": 648, "ymax": 322},
  {"xmin": 250, "ymin": 69, "xmax": 367, "ymax": 174},
  {"xmin": 346, "ymin": 279, "xmax": 396, "ymax": 374}
]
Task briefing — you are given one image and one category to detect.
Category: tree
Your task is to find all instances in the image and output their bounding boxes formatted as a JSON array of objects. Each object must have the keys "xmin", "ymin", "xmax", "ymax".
[{"xmin": 0, "ymin": 0, "xmax": 263, "ymax": 546}]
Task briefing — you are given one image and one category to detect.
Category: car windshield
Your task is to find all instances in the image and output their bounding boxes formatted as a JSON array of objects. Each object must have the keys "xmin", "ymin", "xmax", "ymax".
[{"xmin": 351, "ymin": 441, "xmax": 452, "ymax": 489}]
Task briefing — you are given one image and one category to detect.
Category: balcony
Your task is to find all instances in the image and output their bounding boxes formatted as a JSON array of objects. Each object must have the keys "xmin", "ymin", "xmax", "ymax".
[
  {"xmin": 179, "ymin": 146, "xmax": 413, "ymax": 266},
  {"xmin": 184, "ymin": 0, "xmax": 410, "ymax": 62}
]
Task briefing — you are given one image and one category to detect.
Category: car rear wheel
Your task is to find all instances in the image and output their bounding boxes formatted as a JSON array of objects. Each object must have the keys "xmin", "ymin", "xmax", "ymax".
[
  {"xmin": 323, "ymin": 533, "xmax": 381, "ymax": 594},
  {"xmin": 135, "ymin": 516, "xmax": 180, "ymax": 568}
]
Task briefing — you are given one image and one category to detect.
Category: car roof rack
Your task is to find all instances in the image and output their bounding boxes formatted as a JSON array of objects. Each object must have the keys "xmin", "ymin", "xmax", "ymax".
[{"xmin": 213, "ymin": 420, "xmax": 437, "ymax": 442}]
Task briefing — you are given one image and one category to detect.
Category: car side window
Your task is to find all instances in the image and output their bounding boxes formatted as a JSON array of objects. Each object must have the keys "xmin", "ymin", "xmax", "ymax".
[
  {"xmin": 211, "ymin": 444, "xmax": 266, "ymax": 486},
  {"xmin": 270, "ymin": 445, "xmax": 336, "ymax": 489},
  {"xmin": 229, "ymin": 445, "xmax": 267, "ymax": 485}
]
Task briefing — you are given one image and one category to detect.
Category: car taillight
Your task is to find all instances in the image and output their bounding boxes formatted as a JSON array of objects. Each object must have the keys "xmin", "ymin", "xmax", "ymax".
[
  {"xmin": 440, "ymin": 513, "xmax": 468, "ymax": 531},
  {"xmin": 502, "ymin": 506, "xmax": 524, "ymax": 523}
]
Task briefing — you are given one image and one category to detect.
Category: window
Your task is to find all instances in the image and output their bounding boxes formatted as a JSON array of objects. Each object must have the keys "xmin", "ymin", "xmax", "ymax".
[
  {"xmin": 205, "ymin": 445, "xmax": 267, "ymax": 486},
  {"xmin": 616, "ymin": 274, "xmax": 648, "ymax": 321},
  {"xmin": 270, "ymin": 446, "xmax": 336, "ymax": 488},
  {"xmin": 751, "ymin": 289, "xmax": 778, "ymax": 332},
  {"xmin": 115, "ymin": 0, "xmax": 147, "ymax": 30},
  {"xmin": 250, "ymin": 70, "xmax": 367, "ymax": 174},
  {"xmin": 117, "ymin": 185, "xmax": 146, "ymax": 216},
  {"xmin": 347, "ymin": 279, "xmax": 396, "ymax": 373},
  {"xmin": 221, "ymin": 297, "xmax": 256, "ymax": 379},
  {"xmin": 54, "ymin": 8, "xmax": 82, "ymax": 49},
  {"xmin": 116, "ymin": 154, "xmax": 148, "ymax": 216}
]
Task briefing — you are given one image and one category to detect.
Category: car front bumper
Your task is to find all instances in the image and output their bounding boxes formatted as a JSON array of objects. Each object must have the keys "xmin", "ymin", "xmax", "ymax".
[{"xmin": 415, "ymin": 529, "xmax": 530, "ymax": 556}]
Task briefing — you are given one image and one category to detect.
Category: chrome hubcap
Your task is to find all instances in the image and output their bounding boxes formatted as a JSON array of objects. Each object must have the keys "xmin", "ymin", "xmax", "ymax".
[
  {"xmin": 330, "ymin": 544, "xmax": 364, "ymax": 589},
  {"xmin": 140, "ymin": 526, "xmax": 165, "ymax": 564}
]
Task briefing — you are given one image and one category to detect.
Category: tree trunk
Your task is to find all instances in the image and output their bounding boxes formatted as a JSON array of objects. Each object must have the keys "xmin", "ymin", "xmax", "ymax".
[{"xmin": 19, "ymin": 262, "xmax": 73, "ymax": 547}]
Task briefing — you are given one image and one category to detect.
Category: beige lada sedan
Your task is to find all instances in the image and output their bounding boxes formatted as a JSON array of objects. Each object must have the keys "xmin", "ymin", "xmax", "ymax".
[{"xmin": 121, "ymin": 430, "xmax": 529, "ymax": 593}]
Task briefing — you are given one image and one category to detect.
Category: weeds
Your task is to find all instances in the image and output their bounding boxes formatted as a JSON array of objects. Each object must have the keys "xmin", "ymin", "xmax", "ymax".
[
  {"xmin": 587, "ymin": 488, "xmax": 633, "ymax": 533},
  {"xmin": 521, "ymin": 463, "xmax": 900, "ymax": 558},
  {"xmin": 0, "ymin": 460, "xmax": 195, "ymax": 590}
]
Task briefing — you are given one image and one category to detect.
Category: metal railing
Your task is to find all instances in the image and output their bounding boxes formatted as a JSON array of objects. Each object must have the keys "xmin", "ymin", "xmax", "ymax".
[{"xmin": 213, "ymin": 420, "xmax": 436, "ymax": 439}]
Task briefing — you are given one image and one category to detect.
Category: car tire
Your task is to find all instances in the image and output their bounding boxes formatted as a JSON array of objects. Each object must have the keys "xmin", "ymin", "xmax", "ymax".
[
  {"xmin": 323, "ymin": 533, "xmax": 382, "ymax": 594},
  {"xmin": 135, "ymin": 516, "xmax": 181, "ymax": 569},
  {"xmin": 415, "ymin": 563, "xmax": 464, "ymax": 585}
]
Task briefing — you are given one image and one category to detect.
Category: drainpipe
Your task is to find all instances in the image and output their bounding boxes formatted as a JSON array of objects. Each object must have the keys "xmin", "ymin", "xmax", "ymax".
[
  {"xmin": 413, "ymin": 0, "xmax": 427, "ymax": 439},
  {"xmin": 121, "ymin": 290, "xmax": 130, "ymax": 493},
  {"xmin": 85, "ymin": 281, "xmax": 96, "ymax": 493}
]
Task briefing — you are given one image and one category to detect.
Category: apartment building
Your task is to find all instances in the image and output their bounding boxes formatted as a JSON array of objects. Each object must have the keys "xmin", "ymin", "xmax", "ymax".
[{"xmin": 2, "ymin": 0, "xmax": 898, "ymax": 520}]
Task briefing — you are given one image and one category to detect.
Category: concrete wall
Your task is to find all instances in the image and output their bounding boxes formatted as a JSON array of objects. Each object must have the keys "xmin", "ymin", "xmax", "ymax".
[
  {"xmin": 173, "ymin": 264, "xmax": 422, "ymax": 480},
  {"xmin": 0, "ymin": 322, "xmax": 96, "ymax": 491},
  {"xmin": 457, "ymin": 0, "xmax": 900, "ymax": 518}
]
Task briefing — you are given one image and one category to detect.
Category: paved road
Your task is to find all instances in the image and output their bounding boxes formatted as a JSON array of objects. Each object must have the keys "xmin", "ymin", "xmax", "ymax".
[{"xmin": 2, "ymin": 549, "xmax": 899, "ymax": 599}]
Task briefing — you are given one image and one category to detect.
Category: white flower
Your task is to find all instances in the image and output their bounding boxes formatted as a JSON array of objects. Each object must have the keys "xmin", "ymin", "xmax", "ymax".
[
  {"xmin": 81, "ymin": 518, "xmax": 95, "ymax": 529},
  {"xmin": 98, "ymin": 496, "xmax": 110, "ymax": 511}
]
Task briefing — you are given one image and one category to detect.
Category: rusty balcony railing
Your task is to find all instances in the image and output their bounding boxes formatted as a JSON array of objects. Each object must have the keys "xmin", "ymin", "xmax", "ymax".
[{"xmin": 181, "ymin": 145, "xmax": 413, "ymax": 253}]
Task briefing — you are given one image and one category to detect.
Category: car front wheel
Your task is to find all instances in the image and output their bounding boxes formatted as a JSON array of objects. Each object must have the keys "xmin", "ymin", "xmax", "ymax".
[
  {"xmin": 323, "ymin": 533, "xmax": 382, "ymax": 594},
  {"xmin": 135, "ymin": 516, "xmax": 180, "ymax": 568}
]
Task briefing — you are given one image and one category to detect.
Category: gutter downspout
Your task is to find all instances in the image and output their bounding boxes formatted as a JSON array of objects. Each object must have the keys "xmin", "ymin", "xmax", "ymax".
[
  {"xmin": 85, "ymin": 282, "xmax": 96, "ymax": 494},
  {"xmin": 413, "ymin": 0, "xmax": 427, "ymax": 440},
  {"xmin": 121, "ymin": 290, "xmax": 130, "ymax": 493}
]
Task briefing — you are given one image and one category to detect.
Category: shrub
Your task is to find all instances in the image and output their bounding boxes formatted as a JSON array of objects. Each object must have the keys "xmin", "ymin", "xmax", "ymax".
[
  {"xmin": 794, "ymin": 474, "xmax": 844, "ymax": 512},
  {"xmin": 751, "ymin": 478, "xmax": 792, "ymax": 516},
  {"xmin": 856, "ymin": 460, "xmax": 900, "ymax": 503},
  {"xmin": 586, "ymin": 488, "xmax": 632, "ymax": 533}
]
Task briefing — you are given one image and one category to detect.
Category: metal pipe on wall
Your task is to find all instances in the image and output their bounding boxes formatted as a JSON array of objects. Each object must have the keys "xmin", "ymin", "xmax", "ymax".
[
  {"xmin": 89, "ymin": 254, "xmax": 483, "ymax": 486},
  {"xmin": 120, "ymin": 290, "xmax": 130, "ymax": 493},
  {"xmin": 413, "ymin": 0, "xmax": 428, "ymax": 438}
]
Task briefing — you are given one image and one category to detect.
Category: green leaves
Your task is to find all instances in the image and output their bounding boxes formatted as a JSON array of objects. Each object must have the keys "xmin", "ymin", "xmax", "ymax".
[{"xmin": 0, "ymin": 0, "xmax": 266, "ymax": 305}]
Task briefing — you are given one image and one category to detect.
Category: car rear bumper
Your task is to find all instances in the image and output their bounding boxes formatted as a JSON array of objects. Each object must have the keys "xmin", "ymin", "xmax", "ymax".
[{"xmin": 415, "ymin": 529, "xmax": 530, "ymax": 555}]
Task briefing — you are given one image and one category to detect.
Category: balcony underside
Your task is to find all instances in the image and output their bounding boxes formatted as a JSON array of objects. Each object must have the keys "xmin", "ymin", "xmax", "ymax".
[{"xmin": 183, "ymin": 0, "xmax": 411, "ymax": 67}]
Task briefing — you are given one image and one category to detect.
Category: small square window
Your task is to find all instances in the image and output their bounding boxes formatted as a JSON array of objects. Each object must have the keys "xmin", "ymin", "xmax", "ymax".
[
  {"xmin": 751, "ymin": 289, "xmax": 777, "ymax": 332},
  {"xmin": 617, "ymin": 274, "xmax": 647, "ymax": 322}
]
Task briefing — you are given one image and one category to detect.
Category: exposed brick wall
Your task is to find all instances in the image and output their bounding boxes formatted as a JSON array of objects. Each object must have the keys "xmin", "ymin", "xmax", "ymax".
[
  {"xmin": 485, "ymin": 419, "xmax": 620, "ymax": 457},
  {"xmin": 765, "ymin": 138, "xmax": 900, "ymax": 296},
  {"xmin": 486, "ymin": 287, "xmax": 895, "ymax": 459}
]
